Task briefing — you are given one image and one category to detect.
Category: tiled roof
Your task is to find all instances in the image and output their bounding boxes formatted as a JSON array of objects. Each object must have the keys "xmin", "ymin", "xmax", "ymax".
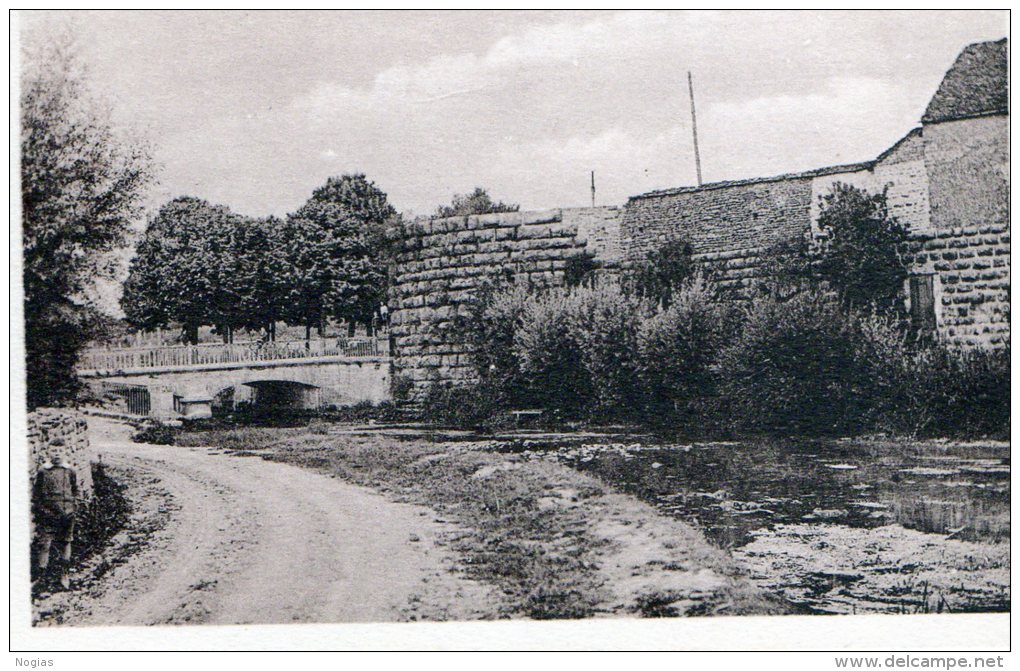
[{"xmin": 922, "ymin": 38, "xmax": 1008, "ymax": 124}]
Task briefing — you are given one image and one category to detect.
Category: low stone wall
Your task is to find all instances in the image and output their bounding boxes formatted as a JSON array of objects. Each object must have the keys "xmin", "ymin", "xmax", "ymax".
[
  {"xmin": 389, "ymin": 208, "xmax": 619, "ymax": 394},
  {"xmin": 906, "ymin": 224, "xmax": 1010, "ymax": 348},
  {"xmin": 28, "ymin": 408, "xmax": 94, "ymax": 499}
]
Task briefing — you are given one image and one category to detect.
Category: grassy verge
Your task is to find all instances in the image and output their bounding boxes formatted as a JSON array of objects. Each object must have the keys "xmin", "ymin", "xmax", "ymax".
[
  {"xmin": 72, "ymin": 462, "xmax": 132, "ymax": 565},
  {"xmin": 167, "ymin": 424, "xmax": 785, "ymax": 619}
]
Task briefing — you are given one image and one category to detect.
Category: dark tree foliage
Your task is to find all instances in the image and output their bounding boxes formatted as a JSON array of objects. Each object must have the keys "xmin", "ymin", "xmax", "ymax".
[
  {"xmin": 229, "ymin": 216, "xmax": 289, "ymax": 335},
  {"xmin": 563, "ymin": 251, "xmax": 599, "ymax": 288},
  {"xmin": 122, "ymin": 197, "xmax": 246, "ymax": 343},
  {"xmin": 754, "ymin": 235, "xmax": 818, "ymax": 300},
  {"xmin": 434, "ymin": 187, "xmax": 519, "ymax": 218},
  {"xmin": 815, "ymin": 182, "xmax": 910, "ymax": 315},
  {"xmin": 22, "ymin": 36, "xmax": 153, "ymax": 408},
  {"xmin": 281, "ymin": 200, "xmax": 388, "ymax": 335},
  {"xmin": 300, "ymin": 174, "xmax": 398, "ymax": 330},
  {"xmin": 627, "ymin": 238, "xmax": 696, "ymax": 306}
]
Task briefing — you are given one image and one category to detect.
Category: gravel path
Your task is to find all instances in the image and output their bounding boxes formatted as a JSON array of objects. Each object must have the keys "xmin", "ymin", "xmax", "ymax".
[{"xmin": 33, "ymin": 418, "xmax": 496, "ymax": 626}]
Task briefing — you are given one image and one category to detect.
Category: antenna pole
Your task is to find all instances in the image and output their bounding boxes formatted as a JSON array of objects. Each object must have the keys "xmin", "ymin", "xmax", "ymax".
[
  {"xmin": 688, "ymin": 71, "xmax": 703, "ymax": 186},
  {"xmin": 591, "ymin": 170, "xmax": 596, "ymax": 207}
]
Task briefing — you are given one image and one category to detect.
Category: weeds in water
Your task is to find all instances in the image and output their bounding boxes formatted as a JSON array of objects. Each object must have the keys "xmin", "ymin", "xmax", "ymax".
[{"xmin": 890, "ymin": 495, "xmax": 1010, "ymax": 542}]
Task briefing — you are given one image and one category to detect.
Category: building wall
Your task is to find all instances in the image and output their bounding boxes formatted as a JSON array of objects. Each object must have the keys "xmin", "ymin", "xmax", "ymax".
[
  {"xmin": 621, "ymin": 176, "xmax": 814, "ymax": 262},
  {"xmin": 388, "ymin": 208, "xmax": 619, "ymax": 392},
  {"xmin": 906, "ymin": 223, "xmax": 1010, "ymax": 348},
  {"xmin": 810, "ymin": 131, "xmax": 932, "ymax": 235},
  {"xmin": 924, "ymin": 115, "xmax": 1009, "ymax": 230},
  {"xmin": 28, "ymin": 408, "xmax": 94, "ymax": 499}
]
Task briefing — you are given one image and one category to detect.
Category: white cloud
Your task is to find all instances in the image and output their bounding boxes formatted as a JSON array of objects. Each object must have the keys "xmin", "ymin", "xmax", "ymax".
[{"xmin": 134, "ymin": 11, "xmax": 1005, "ymax": 216}]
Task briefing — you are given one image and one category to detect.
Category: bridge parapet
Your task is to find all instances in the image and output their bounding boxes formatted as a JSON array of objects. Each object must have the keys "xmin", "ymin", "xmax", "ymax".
[{"xmin": 79, "ymin": 337, "xmax": 388, "ymax": 376}]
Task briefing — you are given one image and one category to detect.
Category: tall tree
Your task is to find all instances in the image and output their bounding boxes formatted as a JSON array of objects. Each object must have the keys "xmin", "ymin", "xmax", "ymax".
[
  {"xmin": 292, "ymin": 174, "xmax": 397, "ymax": 334},
  {"xmin": 280, "ymin": 200, "xmax": 387, "ymax": 337},
  {"xmin": 434, "ymin": 187, "xmax": 519, "ymax": 218},
  {"xmin": 229, "ymin": 215, "xmax": 289, "ymax": 338},
  {"xmin": 21, "ymin": 35, "xmax": 153, "ymax": 408},
  {"xmin": 121, "ymin": 197, "xmax": 244, "ymax": 343}
]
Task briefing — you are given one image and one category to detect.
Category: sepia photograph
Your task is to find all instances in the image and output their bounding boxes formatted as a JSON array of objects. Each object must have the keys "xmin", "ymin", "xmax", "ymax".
[{"xmin": 10, "ymin": 8, "xmax": 1010, "ymax": 654}]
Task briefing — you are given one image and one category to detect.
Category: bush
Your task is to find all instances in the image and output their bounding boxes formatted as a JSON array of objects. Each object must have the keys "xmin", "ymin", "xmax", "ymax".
[
  {"xmin": 133, "ymin": 422, "xmax": 179, "ymax": 445},
  {"xmin": 461, "ymin": 279, "xmax": 533, "ymax": 405},
  {"xmin": 568, "ymin": 280, "xmax": 652, "ymax": 419},
  {"xmin": 716, "ymin": 289, "xmax": 884, "ymax": 436},
  {"xmin": 419, "ymin": 379, "xmax": 505, "ymax": 429},
  {"xmin": 815, "ymin": 182, "xmax": 911, "ymax": 317},
  {"xmin": 902, "ymin": 344, "xmax": 1010, "ymax": 439},
  {"xmin": 626, "ymin": 238, "xmax": 696, "ymax": 306},
  {"xmin": 637, "ymin": 276, "xmax": 734, "ymax": 429},
  {"xmin": 514, "ymin": 288, "xmax": 592, "ymax": 416}
]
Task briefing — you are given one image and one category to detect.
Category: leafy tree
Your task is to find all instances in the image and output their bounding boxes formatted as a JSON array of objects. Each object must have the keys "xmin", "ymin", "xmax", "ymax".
[
  {"xmin": 815, "ymin": 183, "xmax": 910, "ymax": 316},
  {"xmin": 21, "ymin": 35, "xmax": 153, "ymax": 408},
  {"xmin": 279, "ymin": 200, "xmax": 387, "ymax": 338},
  {"xmin": 122, "ymin": 197, "xmax": 245, "ymax": 343},
  {"xmin": 229, "ymin": 216, "xmax": 289, "ymax": 338},
  {"xmin": 434, "ymin": 187, "xmax": 519, "ymax": 218},
  {"xmin": 293, "ymin": 174, "xmax": 397, "ymax": 333}
]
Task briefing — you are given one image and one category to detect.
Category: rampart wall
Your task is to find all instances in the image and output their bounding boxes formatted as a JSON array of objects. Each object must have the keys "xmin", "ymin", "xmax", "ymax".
[{"xmin": 388, "ymin": 207, "xmax": 621, "ymax": 392}]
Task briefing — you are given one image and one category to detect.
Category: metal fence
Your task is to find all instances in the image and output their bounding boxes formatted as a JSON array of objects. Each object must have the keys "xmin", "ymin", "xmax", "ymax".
[
  {"xmin": 91, "ymin": 381, "xmax": 152, "ymax": 416},
  {"xmin": 79, "ymin": 337, "xmax": 388, "ymax": 373}
]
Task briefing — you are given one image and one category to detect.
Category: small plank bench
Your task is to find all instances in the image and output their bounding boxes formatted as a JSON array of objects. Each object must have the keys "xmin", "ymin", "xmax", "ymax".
[{"xmin": 509, "ymin": 409, "xmax": 544, "ymax": 426}]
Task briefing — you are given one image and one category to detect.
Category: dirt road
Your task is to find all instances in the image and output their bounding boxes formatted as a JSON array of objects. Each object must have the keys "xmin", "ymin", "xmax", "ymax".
[{"xmin": 34, "ymin": 418, "xmax": 497, "ymax": 626}]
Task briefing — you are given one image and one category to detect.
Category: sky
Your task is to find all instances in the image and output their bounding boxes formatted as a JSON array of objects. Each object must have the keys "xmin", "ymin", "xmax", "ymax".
[{"xmin": 18, "ymin": 10, "xmax": 1009, "ymax": 220}]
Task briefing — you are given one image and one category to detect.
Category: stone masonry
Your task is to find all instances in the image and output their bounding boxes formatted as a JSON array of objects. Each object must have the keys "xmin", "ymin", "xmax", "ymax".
[
  {"xmin": 906, "ymin": 224, "xmax": 1010, "ymax": 348},
  {"xmin": 28, "ymin": 408, "xmax": 94, "ymax": 499},
  {"xmin": 389, "ymin": 207, "xmax": 621, "ymax": 394}
]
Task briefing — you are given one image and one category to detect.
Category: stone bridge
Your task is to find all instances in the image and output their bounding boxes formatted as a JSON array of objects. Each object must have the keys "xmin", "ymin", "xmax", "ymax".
[{"xmin": 78, "ymin": 338, "xmax": 392, "ymax": 421}]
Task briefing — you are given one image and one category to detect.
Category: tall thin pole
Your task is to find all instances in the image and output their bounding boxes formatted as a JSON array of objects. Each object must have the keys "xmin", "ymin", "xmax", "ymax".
[
  {"xmin": 590, "ymin": 170, "xmax": 596, "ymax": 207},
  {"xmin": 687, "ymin": 71, "xmax": 703, "ymax": 186}
]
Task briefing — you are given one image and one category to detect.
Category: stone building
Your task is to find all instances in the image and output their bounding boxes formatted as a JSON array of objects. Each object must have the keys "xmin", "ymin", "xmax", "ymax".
[
  {"xmin": 389, "ymin": 39, "xmax": 1009, "ymax": 393},
  {"xmin": 621, "ymin": 37, "xmax": 1009, "ymax": 347}
]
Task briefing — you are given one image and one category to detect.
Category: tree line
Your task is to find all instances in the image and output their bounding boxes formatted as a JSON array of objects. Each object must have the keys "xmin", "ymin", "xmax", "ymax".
[{"xmin": 121, "ymin": 174, "xmax": 396, "ymax": 344}]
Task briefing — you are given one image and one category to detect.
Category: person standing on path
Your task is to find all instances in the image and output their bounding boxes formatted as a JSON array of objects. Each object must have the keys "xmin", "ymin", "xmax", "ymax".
[{"xmin": 32, "ymin": 446, "xmax": 80, "ymax": 591}]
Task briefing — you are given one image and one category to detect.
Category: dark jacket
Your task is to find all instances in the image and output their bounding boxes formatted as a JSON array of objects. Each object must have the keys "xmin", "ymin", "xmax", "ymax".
[{"xmin": 33, "ymin": 465, "xmax": 79, "ymax": 518}]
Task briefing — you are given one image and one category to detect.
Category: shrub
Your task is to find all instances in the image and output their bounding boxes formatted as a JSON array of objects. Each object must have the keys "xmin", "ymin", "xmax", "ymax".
[
  {"xmin": 461, "ymin": 278, "xmax": 533, "ymax": 407},
  {"xmin": 133, "ymin": 421, "xmax": 179, "ymax": 445},
  {"xmin": 568, "ymin": 280, "xmax": 652, "ymax": 419},
  {"xmin": 815, "ymin": 182, "xmax": 910, "ymax": 316},
  {"xmin": 626, "ymin": 238, "xmax": 696, "ymax": 307},
  {"xmin": 716, "ymin": 289, "xmax": 882, "ymax": 436},
  {"xmin": 637, "ymin": 276, "xmax": 734, "ymax": 429},
  {"xmin": 904, "ymin": 344, "xmax": 1010, "ymax": 439},
  {"xmin": 390, "ymin": 374, "xmax": 415, "ymax": 403},
  {"xmin": 419, "ymin": 379, "xmax": 505, "ymax": 429},
  {"xmin": 514, "ymin": 288, "xmax": 592, "ymax": 416}
]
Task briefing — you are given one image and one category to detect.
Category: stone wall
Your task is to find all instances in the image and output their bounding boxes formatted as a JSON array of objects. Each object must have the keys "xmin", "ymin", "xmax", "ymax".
[
  {"xmin": 389, "ymin": 207, "xmax": 619, "ymax": 393},
  {"xmin": 924, "ymin": 115, "xmax": 1009, "ymax": 230},
  {"xmin": 621, "ymin": 173, "xmax": 815, "ymax": 262},
  {"xmin": 905, "ymin": 223, "xmax": 1010, "ymax": 348},
  {"xmin": 28, "ymin": 408, "xmax": 94, "ymax": 499},
  {"xmin": 567, "ymin": 206, "xmax": 623, "ymax": 263}
]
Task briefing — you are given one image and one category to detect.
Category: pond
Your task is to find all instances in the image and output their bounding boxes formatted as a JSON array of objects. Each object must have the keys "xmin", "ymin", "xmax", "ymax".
[{"xmin": 490, "ymin": 435, "xmax": 1010, "ymax": 614}]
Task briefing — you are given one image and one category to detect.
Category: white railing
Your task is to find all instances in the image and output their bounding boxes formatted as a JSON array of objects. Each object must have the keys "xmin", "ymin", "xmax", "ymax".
[{"xmin": 79, "ymin": 337, "xmax": 388, "ymax": 373}]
